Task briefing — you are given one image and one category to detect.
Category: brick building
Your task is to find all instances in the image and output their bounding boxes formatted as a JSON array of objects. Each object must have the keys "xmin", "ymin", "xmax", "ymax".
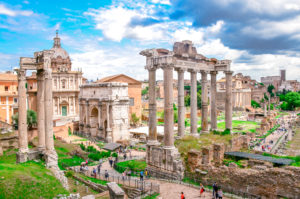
[{"xmin": 96, "ymin": 74, "xmax": 142, "ymax": 121}]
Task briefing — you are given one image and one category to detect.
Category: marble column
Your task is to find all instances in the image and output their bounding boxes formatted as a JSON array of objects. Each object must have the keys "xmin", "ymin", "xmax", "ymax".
[
  {"xmin": 177, "ymin": 68, "xmax": 185, "ymax": 137},
  {"xmin": 210, "ymin": 71, "xmax": 217, "ymax": 131},
  {"xmin": 44, "ymin": 68, "xmax": 55, "ymax": 151},
  {"xmin": 85, "ymin": 100, "xmax": 90, "ymax": 135},
  {"xmin": 79, "ymin": 99, "xmax": 83, "ymax": 132},
  {"xmin": 148, "ymin": 68, "xmax": 158, "ymax": 143},
  {"xmin": 17, "ymin": 69, "xmax": 28, "ymax": 157},
  {"xmin": 37, "ymin": 69, "xmax": 45, "ymax": 151},
  {"xmin": 163, "ymin": 65, "xmax": 174, "ymax": 147},
  {"xmin": 201, "ymin": 71, "xmax": 209, "ymax": 133},
  {"xmin": 98, "ymin": 102, "xmax": 102, "ymax": 137},
  {"xmin": 189, "ymin": 69, "xmax": 198, "ymax": 136},
  {"xmin": 106, "ymin": 103, "xmax": 112, "ymax": 143},
  {"xmin": 225, "ymin": 71, "xmax": 233, "ymax": 130}
]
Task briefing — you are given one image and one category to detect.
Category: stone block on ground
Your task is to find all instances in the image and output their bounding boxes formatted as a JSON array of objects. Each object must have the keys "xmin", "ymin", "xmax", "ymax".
[
  {"xmin": 107, "ymin": 182, "xmax": 125, "ymax": 199},
  {"xmin": 82, "ymin": 195, "xmax": 95, "ymax": 199}
]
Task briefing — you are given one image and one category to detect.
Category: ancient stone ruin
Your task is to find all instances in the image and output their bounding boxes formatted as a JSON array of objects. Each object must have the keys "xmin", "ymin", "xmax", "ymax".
[
  {"xmin": 17, "ymin": 50, "xmax": 68, "ymax": 189},
  {"xmin": 79, "ymin": 82, "xmax": 130, "ymax": 142},
  {"xmin": 140, "ymin": 40, "xmax": 233, "ymax": 179}
]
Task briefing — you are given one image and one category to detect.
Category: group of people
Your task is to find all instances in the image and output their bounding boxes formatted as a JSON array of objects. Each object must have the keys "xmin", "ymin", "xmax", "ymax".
[{"xmin": 180, "ymin": 182, "xmax": 223, "ymax": 199}]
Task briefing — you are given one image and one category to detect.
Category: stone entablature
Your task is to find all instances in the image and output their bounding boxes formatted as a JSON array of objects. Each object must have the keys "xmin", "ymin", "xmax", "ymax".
[{"xmin": 79, "ymin": 83, "xmax": 130, "ymax": 143}]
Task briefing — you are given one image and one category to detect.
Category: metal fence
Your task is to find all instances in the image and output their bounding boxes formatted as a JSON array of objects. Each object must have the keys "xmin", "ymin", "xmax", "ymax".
[{"xmin": 74, "ymin": 168, "xmax": 160, "ymax": 196}]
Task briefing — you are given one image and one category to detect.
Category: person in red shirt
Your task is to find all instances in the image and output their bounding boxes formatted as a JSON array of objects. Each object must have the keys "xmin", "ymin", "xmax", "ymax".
[{"xmin": 181, "ymin": 192, "xmax": 185, "ymax": 199}]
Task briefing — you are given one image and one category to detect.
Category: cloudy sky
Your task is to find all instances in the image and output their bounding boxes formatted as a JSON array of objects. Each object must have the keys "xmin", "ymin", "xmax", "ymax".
[{"xmin": 1, "ymin": 0, "xmax": 300, "ymax": 81}]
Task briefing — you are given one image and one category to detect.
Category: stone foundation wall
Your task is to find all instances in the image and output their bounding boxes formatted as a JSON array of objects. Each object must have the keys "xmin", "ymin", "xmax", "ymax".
[
  {"xmin": 192, "ymin": 165, "xmax": 300, "ymax": 199},
  {"xmin": 229, "ymin": 135, "xmax": 250, "ymax": 151},
  {"xmin": 0, "ymin": 135, "xmax": 18, "ymax": 151},
  {"xmin": 146, "ymin": 145, "xmax": 184, "ymax": 180}
]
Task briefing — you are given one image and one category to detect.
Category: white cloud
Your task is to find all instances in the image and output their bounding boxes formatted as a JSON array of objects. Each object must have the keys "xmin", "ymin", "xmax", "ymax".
[
  {"xmin": 151, "ymin": 0, "xmax": 171, "ymax": 5},
  {"xmin": 0, "ymin": 4, "xmax": 33, "ymax": 17},
  {"xmin": 242, "ymin": 15, "xmax": 300, "ymax": 39}
]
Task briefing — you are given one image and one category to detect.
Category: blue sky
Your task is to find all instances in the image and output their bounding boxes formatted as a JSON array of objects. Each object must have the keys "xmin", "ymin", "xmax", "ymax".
[{"xmin": 1, "ymin": 0, "xmax": 300, "ymax": 81}]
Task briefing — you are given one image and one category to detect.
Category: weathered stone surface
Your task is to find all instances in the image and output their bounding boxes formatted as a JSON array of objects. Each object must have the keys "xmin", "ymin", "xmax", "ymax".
[
  {"xmin": 82, "ymin": 195, "xmax": 95, "ymax": 199},
  {"xmin": 107, "ymin": 182, "xmax": 125, "ymax": 199},
  {"xmin": 228, "ymin": 162, "xmax": 238, "ymax": 168},
  {"xmin": 191, "ymin": 165, "xmax": 300, "ymax": 198},
  {"xmin": 230, "ymin": 135, "xmax": 250, "ymax": 151}
]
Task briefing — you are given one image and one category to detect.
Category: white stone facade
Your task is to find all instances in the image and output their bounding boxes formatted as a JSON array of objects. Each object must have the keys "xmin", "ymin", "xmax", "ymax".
[{"xmin": 79, "ymin": 83, "xmax": 130, "ymax": 142}]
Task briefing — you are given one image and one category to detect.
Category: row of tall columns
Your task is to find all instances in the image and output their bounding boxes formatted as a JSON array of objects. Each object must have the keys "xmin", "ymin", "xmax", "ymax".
[{"xmin": 147, "ymin": 67, "xmax": 233, "ymax": 146}]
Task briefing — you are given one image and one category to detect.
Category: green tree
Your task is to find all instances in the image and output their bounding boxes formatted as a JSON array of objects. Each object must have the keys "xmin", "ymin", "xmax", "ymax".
[
  {"xmin": 280, "ymin": 92, "xmax": 300, "ymax": 110},
  {"xmin": 251, "ymin": 100, "xmax": 261, "ymax": 108},
  {"xmin": 141, "ymin": 86, "xmax": 148, "ymax": 95},
  {"xmin": 131, "ymin": 113, "xmax": 140, "ymax": 126},
  {"xmin": 12, "ymin": 109, "xmax": 37, "ymax": 130},
  {"xmin": 184, "ymin": 94, "xmax": 190, "ymax": 107}
]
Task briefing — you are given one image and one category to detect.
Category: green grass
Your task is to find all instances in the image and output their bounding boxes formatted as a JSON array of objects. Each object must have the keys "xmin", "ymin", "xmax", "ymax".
[
  {"xmin": 73, "ymin": 138, "xmax": 88, "ymax": 142},
  {"xmin": 262, "ymin": 152, "xmax": 300, "ymax": 166},
  {"xmin": 142, "ymin": 193, "xmax": 160, "ymax": 199},
  {"xmin": 275, "ymin": 111, "xmax": 289, "ymax": 119},
  {"xmin": 77, "ymin": 174, "xmax": 109, "ymax": 186},
  {"xmin": 0, "ymin": 150, "xmax": 69, "ymax": 199},
  {"xmin": 115, "ymin": 160, "xmax": 147, "ymax": 173},
  {"xmin": 217, "ymin": 120, "xmax": 260, "ymax": 133},
  {"xmin": 223, "ymin": 159, "xmax": 243, "ymax": 168},
  {"xmin": 175, "ymin": 134, "xmax": 235, "ymax": 156},
  {"xmin": 58, "ymin": 156, "xmax": 84, "ymax": 170}
]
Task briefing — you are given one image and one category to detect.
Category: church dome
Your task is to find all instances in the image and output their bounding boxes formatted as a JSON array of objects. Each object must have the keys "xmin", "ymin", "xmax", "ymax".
[{"xmin": 50, "ymin": 31, "xmax": 72, "ymax": 71}]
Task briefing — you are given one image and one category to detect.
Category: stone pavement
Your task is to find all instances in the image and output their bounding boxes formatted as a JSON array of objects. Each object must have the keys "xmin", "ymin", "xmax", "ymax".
[{"xmin": 254, "ymin": 115, "xmax": 292, "ymax": 153}]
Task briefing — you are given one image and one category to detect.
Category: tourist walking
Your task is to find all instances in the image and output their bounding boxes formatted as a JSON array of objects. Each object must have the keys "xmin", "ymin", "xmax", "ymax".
[
  {"xmin": 181, "ymin": 192, "xmax": 185, "ymax": 199},
  {"xmin": 122, "ymin": 171, "xmax": 126, "ymax": 181},
  {"xmin": 93, "ymin": 168, "xmax": 97, "ymax": 178},
  {"xmin": 200, "ymin": 183, "xmax": 205, "ymax": 197},
  {"xmin": 109, "ymin": 156, "xmax": 113, "ymax": 168},
  {"xmin": 218, "ymin": 188, "xmax": 223, "ymax": 199},
  {"xmin": 140, "ymin": 170, "xmax": 144, "ymax": 181},
  {"xmin": 212, "ymin": 182, "xmax": 218, "ymax": 198},
  {"xmin": 145, "ymin": 169, "xmax": 148, "ymax": 179},
  {"xmin": 97, "ymin": 164, "xmax": 101, "ymax": 174},
  {"xmin": 123, "ymin": 152, "xmax": 127, "ymax": 160},
  {"xmin": 105, "ymin": 170, "xmax": 109, "ymax": 180}
]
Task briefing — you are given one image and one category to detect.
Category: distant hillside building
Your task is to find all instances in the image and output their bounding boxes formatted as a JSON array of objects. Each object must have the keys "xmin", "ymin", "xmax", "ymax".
[
  {"xmin": 0, "ymin": 71, "xmax": 18, "ymax": 124},
  {"xmin": 96, "ymin": 74, "xmax": 142, "ymax": 121}
]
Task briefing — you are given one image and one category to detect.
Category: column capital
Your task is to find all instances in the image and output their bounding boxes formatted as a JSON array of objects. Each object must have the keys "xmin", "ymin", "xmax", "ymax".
[
  {"xmin": 44, "ymin": 68, "xmax": 52, "ymax": 80},
  {"xmin": 188, "ymin": 68, "xmax": 197, "ymax": 73},
  {"xmin": 174, "ymin": 67, "xmax": 186, "ymax": 73},
  {"xmin": 210, "ymin": 71, "xmax": 218, "ymax": 75},
  {"xmin": 37, "ymin": 69, "xmax": 45, "ymax": 81},
  {"xmin": 200, "ymin": 70, "xmax": 209, "ymax": 75},
  {"xmin": 161, "ymin": 63, "xmax": 174, "ymax": 69},
  {"xmin": 145, "ymin": 65, "xmax": 157, "ymax": 71},
  {"xmin": 224, "ymin": 70, "xmax": 234, "ymax": 75},
  {"xmin": 17, "ymin": 69, "xmax": 26, "ymax": 81}
]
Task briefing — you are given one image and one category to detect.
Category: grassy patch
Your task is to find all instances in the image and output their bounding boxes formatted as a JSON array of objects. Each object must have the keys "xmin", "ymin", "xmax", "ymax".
[
  {"xmin": 115, "ymin": 160, "xmax": 147, "ymax": 173},
  {"xmin": 223, "ymin": 159, "xmax": 243, "ymax": 168},
  {"xmin": 262, "ymin": 152, "xmax": 300, "ymax": 166},
  {"xmin": 175, "ymin": 134, "xmax": 235, "ymax": 156},
  {"xmin": 58, "ymin": 156, "xmax": 84, "ymax": 170},
  {"xmin": 0, "ymin": 151, "xmax": 69, "ymax": 199},
  {"xmin": 275, "ymin": 111, "xmax": 289, "ymax": 119},
  {"xmin": 77, "ymin": 174, "xmax": 109, "ymax": 186},
  {"xmin": 217, "ymin": 120, "xmax": 260, "ymax": 133},
  {"xmin": 142, "ymin": 193, "xmax": 160, "ymax": 199}
]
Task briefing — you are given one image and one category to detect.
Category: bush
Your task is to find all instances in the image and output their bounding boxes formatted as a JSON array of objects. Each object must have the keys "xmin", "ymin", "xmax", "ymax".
[
  {"xmin": 65, "ymin": 170, "xmax": 74, "ymax": 177},
  {"xmin": 58, "ymin": 156, "xmax": 84, "ymax": 170},
  {"xmin": 88, "ymin": 151, "xmax": 111, "ymax": 161},
  {"xmin": 79, "ymin": 143, "xmax": 85, "ymax": 151},
  {"xmin": 112, "ymin": 152, "xmax": 118, "ymax": 158},
  {"xmin": 222, "ymin": 129, "xmax": 231, "ymax": 135},
  {"xmin": 86, "ymin": 146, "xmax": 97, "ymax": 153},
  {"xmin": 251, "ymin": 100, "xmax": 261, "ymax": 108}
]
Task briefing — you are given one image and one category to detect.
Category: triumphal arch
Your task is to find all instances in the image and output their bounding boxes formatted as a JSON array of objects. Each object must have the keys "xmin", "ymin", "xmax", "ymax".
[{"xmin": 140, "ymin": 40, "xmax": 233, "ymax": 179}]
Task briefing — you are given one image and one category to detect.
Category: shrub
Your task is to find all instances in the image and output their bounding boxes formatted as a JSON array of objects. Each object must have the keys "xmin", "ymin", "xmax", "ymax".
[
  {"xmin": 86, "ymin": 146, "xmax": 97, "ymax": 153},
  {"xmin": 79, "ymin": 143, "xmax": 85, "ymax": 151},
  {"xmin": 222, "ymin": 129, "xmax": 231, "ymax": 135},
  {"xmin": 65, "ymin": 170, "xmax": 74, "ymax": 177},
  {"xmin": 112, "ymin": 152, "xmax": 118, "ymax": 158},
  {"xmin": 88, "ymin": 151, "xmax": 111, "ymax": 161}
]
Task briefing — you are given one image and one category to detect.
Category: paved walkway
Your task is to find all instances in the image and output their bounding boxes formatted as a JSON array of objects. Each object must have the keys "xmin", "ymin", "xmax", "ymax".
[{"xmin": 254, "ymin": 114, "xmax": 292, "ymax": 153}]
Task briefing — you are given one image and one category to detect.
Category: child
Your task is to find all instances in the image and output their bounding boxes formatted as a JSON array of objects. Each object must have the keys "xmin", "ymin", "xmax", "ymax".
[
  {"xmin": 200, "ymin": 183, "xmax": 205, "ymax": 197},
  {"xmin": 181, "ymin": 192, "xmax": 185, "ymax": 199}
]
